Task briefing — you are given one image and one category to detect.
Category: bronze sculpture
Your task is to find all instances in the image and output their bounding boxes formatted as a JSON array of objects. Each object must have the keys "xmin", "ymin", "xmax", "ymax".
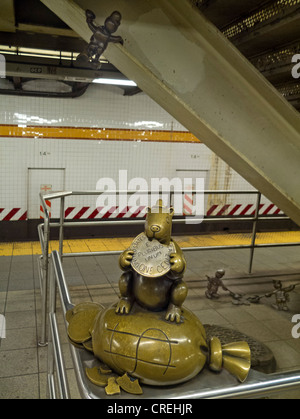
[
  {"xmin": 238, "ymin": 280, "xmax": 299, "ymax": 308},
  {"xmin": 205, "ymin": 270, "xmax": 244, "ymax": 303},
  {"xmin": 66, "ymin": 200, "xmax": 251, "ymax": 394},
  {"xmin": 266, "ymin": 280, "xmax": 296, "ymax": 311},
  {"xmin": 117, "ymin": 200, "xmax": 187, "ymax": 323},
  {"xmin": 77, "ymin": 10, "xmax": 123, "ymax": 69},
  {"xmin": 205, "ymin": 269, "xmax": 228, "ymax": 299}
]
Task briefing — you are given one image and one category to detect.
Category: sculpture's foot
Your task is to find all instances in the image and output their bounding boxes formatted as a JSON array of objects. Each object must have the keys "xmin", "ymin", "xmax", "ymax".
[
  {"xmin": 90, "ymin": 59, "xmax": 101, "ymax": 70},
  {"xmin": 165, "ymin": 304, "xmax": 182, "ymax": 324},
  {"xmin": 115, "ymin": 298, "xmax": 133, "ymax": 315}
]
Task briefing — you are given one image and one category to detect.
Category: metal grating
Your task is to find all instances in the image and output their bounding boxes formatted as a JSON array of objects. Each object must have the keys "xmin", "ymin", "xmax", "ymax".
[
  {"xmin": 251, "ymin": 42, "xmax": 300, "ymax": 70},
  {"xmin": 223, "ymin": 0, "xmax": 300, "ymax": 39},
  {"xmin": 278, "ymin": 82, "xmax": 300, "ymax": 97}
]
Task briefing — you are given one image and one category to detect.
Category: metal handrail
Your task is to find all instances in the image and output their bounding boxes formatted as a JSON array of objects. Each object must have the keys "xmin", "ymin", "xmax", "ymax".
[
  {"xmin": 48, "ymin": 250, "xmax": 300, "ymax": 399},
  {"xmin": 48, "ymin": 251, "xmax": 72, "ymax": 399},
  {"xmin": 37, "ymin": 189, "xmax": 298, "ymax": 346}
]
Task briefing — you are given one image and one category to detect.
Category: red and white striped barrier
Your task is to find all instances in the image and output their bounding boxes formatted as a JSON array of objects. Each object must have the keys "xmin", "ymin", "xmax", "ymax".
[
  {"xmin": 0, "ymin": 208, "xmax": 27, "ymax": 221},
  {"xmin": 183, "ymin": 185, "xmax": 194, "ymax": 216},
  {"xmin": 0, "ymin": 203, "xmax": 284, "ymax": 221},
  {"xmin": 40, "ymin": 200, "xmax": 52, "ymax": 219},
  {"xmin": 206, "ymin": 203, "xmax": 284, "ymax": 217},
  {"xmin": 64, "ymin": 206, "xmax": 148, "ymax": 220},
  {"xmin": 63, "ymin": 203, "xmax": 284, "ymax": 219}
]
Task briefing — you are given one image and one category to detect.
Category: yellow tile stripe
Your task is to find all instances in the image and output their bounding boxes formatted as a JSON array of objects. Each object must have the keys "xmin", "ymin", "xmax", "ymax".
[
  {"xmin": 0, "ymin": 125, "xmax": 201, "ymax": 143},
  {"xmin": 0, "ymin": 231, "xmax": 299, "ymax": 256}
]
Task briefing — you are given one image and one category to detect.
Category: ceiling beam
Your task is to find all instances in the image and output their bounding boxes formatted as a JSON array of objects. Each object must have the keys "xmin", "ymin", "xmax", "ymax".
[
  {"xmin": 0, "ymin": 0, "xmax": 15, "ymax": 32},
  {"xmin": 227, "ymin": 6, "xmax": 300, "ymax": 56},
  {"xmin": 223, "ymin": 3, "xmax": 300, "ymax": 44},
  {"xmin": 17, "ymin": 23, "xmax": 78, "ymax": 38},
  {"xmin": 197, "ymin": 0, "xmax": 270, "ymax": 30}
]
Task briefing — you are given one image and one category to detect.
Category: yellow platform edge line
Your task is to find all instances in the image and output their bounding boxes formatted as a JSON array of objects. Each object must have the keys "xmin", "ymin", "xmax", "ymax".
[{"xmin": 0, "ymin": 231, "xmax": 299, "ymax": 257}]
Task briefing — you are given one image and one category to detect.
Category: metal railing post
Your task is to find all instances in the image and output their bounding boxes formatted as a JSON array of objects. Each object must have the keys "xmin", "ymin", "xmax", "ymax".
[
  {"xmin": 59, "ymin": 196, "xmax": 65, "ymax": 259},
  {"xmin": 47, "ymin": 257, "xmax": 56, "ymax": 399},
  {"xmin": 249, "ymin": 192, "xmax": 262, "ymax": 274},
  {"xmin": 47, "ymin": 253, "xmax": 70, "ymax": 399},
  {"xmin": 39, "ymin": 213, "xmax": 50, "ymax": 346}
]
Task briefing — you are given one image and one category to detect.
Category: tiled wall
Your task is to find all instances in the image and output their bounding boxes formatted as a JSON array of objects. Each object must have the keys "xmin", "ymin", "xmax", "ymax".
[{"xmin": 0, "ymin": 84, "xmax": 277, "ymax": 222}]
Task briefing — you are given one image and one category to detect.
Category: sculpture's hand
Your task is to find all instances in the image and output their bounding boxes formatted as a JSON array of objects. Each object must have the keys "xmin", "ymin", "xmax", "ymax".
[
  {"xmin": 119, "ymin": 250, "xmax": 134, "ymax": 270},
  {"xmin": 170, "ymin": 253, "xmax": 185, "ymax": 275},
  {"xmin": 165, "ymin": 304, "xmax": 182, "ymax": 323},
  {"xmin": 116, "ymin": 298, "xmax": 132, "ymax": 315}
]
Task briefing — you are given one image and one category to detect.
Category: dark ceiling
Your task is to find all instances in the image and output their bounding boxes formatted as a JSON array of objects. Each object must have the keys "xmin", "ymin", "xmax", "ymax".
[
  {"xmin": 0, "ymin": 0, "xmax": 299, "ymax": 108},
  {"xmin": 14, "ymin": 0, "xmax": 69, "ymax": 28}
]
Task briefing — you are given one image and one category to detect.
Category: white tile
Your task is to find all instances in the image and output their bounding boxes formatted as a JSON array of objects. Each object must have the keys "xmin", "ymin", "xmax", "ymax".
[{"xmin": 0, "ymin": 84, "xmax": 262, "ymax": 219}]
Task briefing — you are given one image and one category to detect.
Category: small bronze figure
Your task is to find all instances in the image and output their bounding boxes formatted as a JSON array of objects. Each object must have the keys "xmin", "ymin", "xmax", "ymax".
[
  {"xmin": 77, "ymin": 10, "xmax": 123, "ymax": 69},
  {"xmin": 205, "ymin": 269, "xmax": 228, "ymax": 299},
  {"xmin": 266, "ymin": 280, "xmax": 296, "ymax": 311},
  {"xmin": 205, "ymin": 270, "xmax": 244, "ymax": 303}
]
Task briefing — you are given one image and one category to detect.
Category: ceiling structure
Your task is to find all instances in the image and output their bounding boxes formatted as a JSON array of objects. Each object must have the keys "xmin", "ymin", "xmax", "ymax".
[{"xmin": 0, "ymin": 0, "xmax": 299, "ymax": 107}]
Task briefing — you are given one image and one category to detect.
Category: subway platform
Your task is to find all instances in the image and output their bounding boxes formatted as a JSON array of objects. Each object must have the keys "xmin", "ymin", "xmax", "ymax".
[{"xmin": 0, "ymin": 232, "xmax": 300, "ymax": 399}]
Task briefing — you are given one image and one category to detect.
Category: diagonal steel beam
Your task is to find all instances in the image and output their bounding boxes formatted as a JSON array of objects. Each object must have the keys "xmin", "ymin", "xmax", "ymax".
[{"xmin": 41, "ymin": 0, "xmax": 300, "ymax": 226}]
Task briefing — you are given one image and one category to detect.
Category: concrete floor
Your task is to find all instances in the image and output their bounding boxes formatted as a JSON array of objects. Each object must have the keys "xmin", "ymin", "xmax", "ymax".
[{"xmin": 0, "ymin": 245, "xmax": 300, "ymax": 399}]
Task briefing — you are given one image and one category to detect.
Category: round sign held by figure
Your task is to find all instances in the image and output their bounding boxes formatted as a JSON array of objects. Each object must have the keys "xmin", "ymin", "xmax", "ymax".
[{"xmin": 130, "ymin": 232, "xmax": 175, "ymax": 278}]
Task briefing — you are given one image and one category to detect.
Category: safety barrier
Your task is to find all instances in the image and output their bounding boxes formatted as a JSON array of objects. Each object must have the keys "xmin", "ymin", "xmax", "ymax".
[
  {"xmin": 37, "ymin": 189, "xmax": 299, "ymax": 346},
  {"xmin": 48, "ymin": 250, "xmax": 300, "ymax": 399}
]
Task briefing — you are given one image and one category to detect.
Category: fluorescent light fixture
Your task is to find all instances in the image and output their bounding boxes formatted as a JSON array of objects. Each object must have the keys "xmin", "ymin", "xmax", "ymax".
[{"xmin": 92, "ymin": 78, "xmax": 137, "ymax": 86}]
